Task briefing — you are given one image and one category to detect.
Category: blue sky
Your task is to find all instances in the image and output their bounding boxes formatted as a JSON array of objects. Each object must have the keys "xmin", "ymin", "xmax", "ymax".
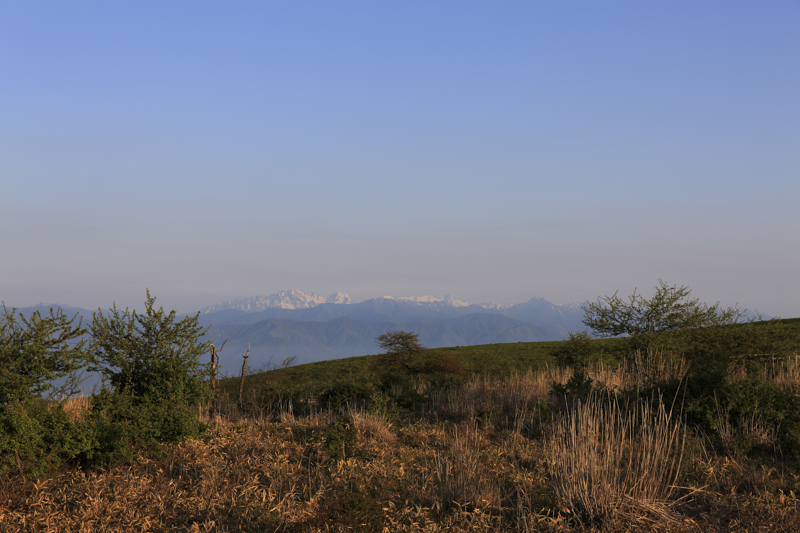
[{"xmin": 2, "ymin": 1, "xmax": 799, "ymax": 317}]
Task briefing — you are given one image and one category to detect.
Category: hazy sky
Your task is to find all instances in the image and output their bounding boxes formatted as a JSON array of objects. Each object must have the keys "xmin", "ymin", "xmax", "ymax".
[{"xmin": 2, "ymin": 2, "xmax": 799, "ymax": 317}]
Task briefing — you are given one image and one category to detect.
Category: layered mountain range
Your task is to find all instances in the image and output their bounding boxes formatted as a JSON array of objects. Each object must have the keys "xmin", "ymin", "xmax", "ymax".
[
  {"xmin": 196, "ymin": 290, "xmax": 587, "ymax": 371},
  {"xmin": 10, "ymin": 290, "xmax": 774, "ymax": 375},
  {"xmin": 10, "ymin": 290, "xmax": 590, "ymax": 373},
  {"xmin": 200, "ymin": 289, "xmax": 354, "ymax": 313}
]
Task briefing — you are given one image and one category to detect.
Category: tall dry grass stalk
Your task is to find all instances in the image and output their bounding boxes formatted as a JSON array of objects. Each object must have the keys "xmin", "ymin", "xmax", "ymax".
[
  {"xmin": 434, "ymin": 422, "xmax": 499, "ymax": 511},
  {"xmin": 624, "ymin": 349, "xmax": 690, "ymax": 390},
  {"xmin": 547, "ymin": 392, "xmax": 686, "ymax": 526}
]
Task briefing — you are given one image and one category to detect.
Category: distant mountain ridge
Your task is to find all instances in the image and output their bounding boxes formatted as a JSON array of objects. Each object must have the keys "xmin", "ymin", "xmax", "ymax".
[
  {"xmin": 201, "ymin": 290, "xmax": 559, "ymax": 314},
  {"xmin": 199, "ymin": 291, "xmax": 587, "ymax": 337},
  {"xmin": 10, "ymin": 290, "xmax": 774, "ymax": 371},
  {"xmin": 201, "ymin": 289, "xmax": 353, "ymax": 313},
  {"xmin": 203, "ymin": 313, "xmax": 560, "ymax": 371},
  {"xmin": 194, "ymin": 291, "xmax": 590, "ymax": 367}
]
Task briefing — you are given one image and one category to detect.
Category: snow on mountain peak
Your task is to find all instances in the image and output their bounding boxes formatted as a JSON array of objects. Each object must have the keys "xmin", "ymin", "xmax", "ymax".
[
  {"xmin": 384, "ymin": 294, "xmax": 472, "ymax": 307},
  {"xmin": 202, "ymin": 290, "xmax": 585, "ymax": 315},
  {"xmin": 443, "ymin": 295, "xmax": 471, "ymax": 307},
  {"xmin": 202, "ymin": 290, "xmax": 354, "ymax": 312},
  {"xmin": 397, "ymin": 295, "xmax": 443, "ymax": 303},
  {"xmin": 326, "ymin": 292, "xmax": 353, "ymax": 305}
]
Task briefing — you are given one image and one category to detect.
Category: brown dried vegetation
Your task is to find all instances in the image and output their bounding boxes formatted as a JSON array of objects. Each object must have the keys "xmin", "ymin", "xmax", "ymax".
[{"xmin": 3, "ymin": 356, "xmax": 800, "ymax": 532}]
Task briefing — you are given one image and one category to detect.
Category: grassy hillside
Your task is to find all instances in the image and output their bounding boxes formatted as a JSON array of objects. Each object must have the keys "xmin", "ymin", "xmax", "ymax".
[
  {"xmin": 222, "ymin": 315, "xmax": 800, "ymax": 399},
  {"xmin": 5, "ymin": 318, "xmax": 800, "ymax": 532},
  {"xmin": 8, "ymin": 345, "xmax": 800, "ymax": 532},
  {"xmin": 219, "ymin": 337, "xmax": 625, "ymax": 399}
]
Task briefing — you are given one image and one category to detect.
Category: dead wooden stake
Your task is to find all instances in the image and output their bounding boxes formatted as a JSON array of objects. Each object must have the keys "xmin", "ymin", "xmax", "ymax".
[
  {"xmin": 209, "ymin": 338, "xmax": 228, "ymax": 395},
  {"xmin": 239, "ymin": 343, "xmax": 250, "ymax": 407},
  {"xmin": 209, "ymin": 342, "xmax": 218, "ymax": 393}
]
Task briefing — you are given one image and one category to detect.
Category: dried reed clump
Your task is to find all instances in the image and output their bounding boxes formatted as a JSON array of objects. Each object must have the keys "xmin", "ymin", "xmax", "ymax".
[
  {"xmin": 546, "ymin": 392, "xmax": 686, "ymax": 526},
  {"xmin": 427, "ymin": 367, "xmax": 568, "ymax": 419},
  {"xmin": 434, "ymin": 422, "xmax": 500, "ymax": 512},
  {"xmin": 347, "ymin": 407, "xmax": 396, "ymax": 445},
  {"xmin": 622, "ymin": 349, "xmax": 690, "ymax": 390},
  {"xmin": 61, "ymin": 394, "xmax": 92, "ymax": 421},
  {"xmin": 765, "ymin": 354, "xmax": 800, "ymax": 393}
]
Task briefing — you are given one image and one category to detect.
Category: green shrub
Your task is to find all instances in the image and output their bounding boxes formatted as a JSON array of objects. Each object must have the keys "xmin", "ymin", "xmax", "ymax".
[
  {"xmin": 317, "ymin": 381, "xmax": 374, "ymax": 410},
  {"xmin": 255, "ymin": 383, "xmax": 317, "ymax": 415},
  {"xmin": 551, "ymin": 331, "xmax": 604, "ymax": 367},
  {"xmin": 0, "ymin": 400, "xmax": 96, "ymax": 477},
  {"xmin": 321, "ymin": 414, "xmax": 358, "ymax": 460},
  {"xmin": 414, "ymin": 350, "xmax": 466, "ymax": 375},
  {"xmin": 379, "ymin": 373, "xmax": 426, "ymax": 410},
  {"xmin": 1, "ymin": 305, "xmax": 89, "ymax": 405},
  {"xmin": 0, "ymin": 305, "xmax": 94, "ymax": 476},
  {"xmin": 88, "ymin": 388, "xmax": 206, "ymax": 466},
  {"xmin": 550, "ymin": 368, "xmax": 595, "ymax": 402},
  {"xmin": 681, "ymin": 319, "xmax": 795, "ymax": 366},
  {"xmin": 631, "ymin": 362, "xmax": 800, "ymax": 458},
  {"xmin": 88, "ymin": 291, "xmax": 209, "ymax": 463}
]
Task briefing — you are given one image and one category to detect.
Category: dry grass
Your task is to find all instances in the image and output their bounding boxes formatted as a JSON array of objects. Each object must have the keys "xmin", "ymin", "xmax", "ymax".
[
  {"xmin": 546, "ymin": 392, "xmax": 686, "ymax": 527},
  {"xmin": 427, "ymin": 366, "xmax": 576, "ymax": 420},
  {"xmin": 766, "ymin": 354, "xmax": 800, "ymax": 393},
  {"xmin": 60, "ymin": 395, "xmax": 91, "ymax": 422},
  {"xmin": 0, "ymin": 412, "xmax": 554, "ymax": 532},
  {"xmin": 434, "ymin": 422, "xmax": 500, "ymax": 512},
  {"xmin": 346, "ymin": 406, "xmax": 396, "ymax": 445},
  {"xmin": 4, "ymin": 352, "xmax": 800, "ymax": 532}
]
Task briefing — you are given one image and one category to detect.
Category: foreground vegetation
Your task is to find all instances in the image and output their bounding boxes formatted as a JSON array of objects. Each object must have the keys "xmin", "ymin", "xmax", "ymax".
[
  {"xmin": 3, "ymin": 283, "xmax": 800, "ymax": 531},
  {"xmin": 3, "ymin": 354, "xmax": 800, "ymax": 532}
]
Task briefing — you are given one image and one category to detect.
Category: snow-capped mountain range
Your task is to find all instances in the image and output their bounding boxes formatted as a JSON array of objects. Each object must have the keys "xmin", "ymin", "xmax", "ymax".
[
  {"xmin": 200, "ymin": 289, "xmax": 353, "ymax": 313},
  {"xmin": 201, "ymin": 290, "xmax": 520, "ymax": 313},
  {"xmin": 12, "ymin": 289, "xmax": 773, "ymax": 371},
  {"xmin": 194, "ymin": 290, "xmax": 588, "ymax": 367}
]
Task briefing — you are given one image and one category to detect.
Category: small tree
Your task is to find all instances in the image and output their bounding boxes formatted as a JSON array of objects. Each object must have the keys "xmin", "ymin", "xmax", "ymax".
[
  {"xmin": 582, "ymin": 280, "xmax": 744, "ymax": 353},
  {"xmin": 376, "ymin": 330, "xmax": 424, "ymax": 371},
  {"xmin": 0, "ymin": 306, "xmax": 94, "ymax": 476},
  {"xmin": 0, "ymin": 306, "xmax": 89, "ymax": 405},
  {"xmin": 89, "ymin": 290, "xmax": 209, "ymax": 455}
]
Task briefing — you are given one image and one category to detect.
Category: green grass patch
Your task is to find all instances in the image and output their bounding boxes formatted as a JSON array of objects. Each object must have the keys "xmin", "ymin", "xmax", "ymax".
[
  {"xmin": 220, "ymin": 337, "xmax": 628, "ymax": 400},
  {"xmin": 220, "ymin": 317, "xmax": 800, "ymax": 402}
]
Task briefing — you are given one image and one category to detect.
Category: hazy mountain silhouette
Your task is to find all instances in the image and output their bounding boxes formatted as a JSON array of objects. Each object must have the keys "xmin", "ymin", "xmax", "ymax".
[{"xmin": 204, "ymin": 313, "xmax": 559, "ymax": 371}]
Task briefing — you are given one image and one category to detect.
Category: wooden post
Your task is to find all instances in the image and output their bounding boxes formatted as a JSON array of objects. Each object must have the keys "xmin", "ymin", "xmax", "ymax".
[
  {"xmin": 239, "ymin": 344, "xmax": 250, "ymax": 407},
  {"xmin": 209, "ymin": 338, "xmax": 228, "ymax": 394},
  {"xmin": 209, "ymin": 342, "xmax": 217, "ymax": 393}
]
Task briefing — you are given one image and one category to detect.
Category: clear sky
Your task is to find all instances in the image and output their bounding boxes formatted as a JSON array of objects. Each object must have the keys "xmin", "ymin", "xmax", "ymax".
[{"xmin": 2, "ymin": 1, "xmax": 799, "ymax": 317}]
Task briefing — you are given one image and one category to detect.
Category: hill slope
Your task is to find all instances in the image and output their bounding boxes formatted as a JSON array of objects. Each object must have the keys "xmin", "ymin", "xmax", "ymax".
[{"xmin": 206, "ymin": 313, "xmax": 560, "ymax": 372}]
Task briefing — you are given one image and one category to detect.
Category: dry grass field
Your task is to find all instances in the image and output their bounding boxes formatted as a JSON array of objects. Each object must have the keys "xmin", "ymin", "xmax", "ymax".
[{"xmin": 3, "ymin": 354, "xmax": 800, "ymax": 532}]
